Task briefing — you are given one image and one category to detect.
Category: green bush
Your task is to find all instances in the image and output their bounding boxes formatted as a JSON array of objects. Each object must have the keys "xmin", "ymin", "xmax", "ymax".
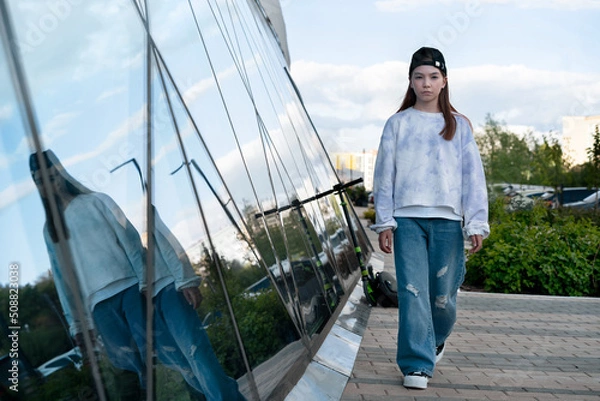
[
  {"xmin": 466, "ymin": 200, "xmax": 600, "ymax": 296},
  {"xmin": 363, "ymin": 208, "xmax": 376, "ymax": 224},
  {"xmin": 346, "ymin": 185, "xmax": 368, "ymax": 207}
]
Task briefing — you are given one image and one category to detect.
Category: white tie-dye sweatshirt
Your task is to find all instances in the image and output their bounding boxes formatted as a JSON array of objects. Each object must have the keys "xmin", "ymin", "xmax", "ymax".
[{"xmin": 371, "ymin": 107, "xmax": 490, "ymax": 238}]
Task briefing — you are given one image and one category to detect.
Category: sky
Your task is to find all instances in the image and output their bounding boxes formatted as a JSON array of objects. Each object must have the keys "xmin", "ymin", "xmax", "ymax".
[{"xmin": 280, "ymin": 0, "xmax": 600, "ymax": 155}]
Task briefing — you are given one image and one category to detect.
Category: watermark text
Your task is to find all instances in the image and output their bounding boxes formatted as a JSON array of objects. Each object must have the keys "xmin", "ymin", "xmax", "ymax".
[{"xmin": 7, "ymin": 263, "xmax": 20, "ymax": 392}]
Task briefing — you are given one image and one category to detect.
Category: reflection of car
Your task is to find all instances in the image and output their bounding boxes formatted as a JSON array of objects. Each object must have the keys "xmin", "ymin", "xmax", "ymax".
[
  {"xmin": 36, "ymin": 348, "xmax": 83, "ymax": 378},
  {"xmin": 301, "ymin": 294, "xmax": 326, "ymax": 327},
  {"xmin": 268, "ymin": 252, "xmax": 330, "ymax": 282},
  {"xmin": 329, "ymin": 229, "xmax": 350, "ymax": 254}
]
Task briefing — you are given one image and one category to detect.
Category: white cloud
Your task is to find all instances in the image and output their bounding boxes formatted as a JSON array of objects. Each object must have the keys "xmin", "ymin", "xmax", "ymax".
[
  {"xmin": 0, "ymin": 180, "xmax": 35, "ymax": 210},
  {"xmin": 0, "ymin": 104, "xmax": 13, "ymax": 120},
  {"xmin": 291, "ymin": 60, "xmax": 408, "ymax": 123},
  {"xmin": 42, "ymin": 111, "xmax": 79, "ymax": 142},
  {"xmin": 375, "ymin": 0, "xmax": 600, "ymax": 12},
  {"xmin": 319, "ymin": 123, "xmax": 385, "ymax": 153},
  {"xmin": 9, "ymin": 111, "xmax": 79, "ymax": 160},
  {"xmin": 289, "ymin": 60, "xmax": 600, "ymax": 153},
  {"xmin": 96, "ymin": 86, "xmax": 127, "ymax": 102}
]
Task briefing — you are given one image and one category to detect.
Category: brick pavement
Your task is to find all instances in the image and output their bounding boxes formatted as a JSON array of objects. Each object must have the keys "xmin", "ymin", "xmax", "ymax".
[{"xmin": 341, "ymin": 209, "xmax": 600, "ymax": 401}]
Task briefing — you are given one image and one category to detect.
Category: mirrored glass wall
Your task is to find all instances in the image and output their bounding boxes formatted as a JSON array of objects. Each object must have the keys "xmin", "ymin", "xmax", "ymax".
[{"xmin": 0, "ymin": 1, "xmax": 372, "ymax": 400}]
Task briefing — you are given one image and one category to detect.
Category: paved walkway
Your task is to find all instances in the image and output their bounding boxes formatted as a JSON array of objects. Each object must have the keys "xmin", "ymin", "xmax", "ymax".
[{"xmin": 341, "ymin": 209, "xmax": 600, "ymax": 401}]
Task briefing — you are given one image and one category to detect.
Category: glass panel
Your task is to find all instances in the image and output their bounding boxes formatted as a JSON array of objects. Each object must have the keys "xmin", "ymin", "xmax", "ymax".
[
  {"xmin": 1, "ymin": 1, "xmax": 151, "ymax": 399},
  {"xmin": 1, "ymin": 0, "xmax": 371, "ymax": 400},
  {"xmin": 148, "ymin": 53, "xmax": 251, "ymax": 398},
  {"xmin": 0, "ymin": 26, "xmax": 85, "ymax": 401},
  {"xmin": 315, "ymin": 195, "xmax": 357, "ymax": 290}
]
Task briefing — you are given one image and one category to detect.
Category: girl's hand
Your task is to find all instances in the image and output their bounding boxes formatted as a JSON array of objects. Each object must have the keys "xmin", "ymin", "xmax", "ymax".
[
  {"xmin": 182, "ymin": 287, "xmax": 202, "ymax": 309},
  {"xmin": 469, "ymin": 234, "xmax": 483, "ymax": 254},
  {"xmin": 74, "ymin": 330, "xmax": 96, "ymax": 365},
  {"xmin": 378, "ymin": 230, "xmax": 393, "ymax": 254}
]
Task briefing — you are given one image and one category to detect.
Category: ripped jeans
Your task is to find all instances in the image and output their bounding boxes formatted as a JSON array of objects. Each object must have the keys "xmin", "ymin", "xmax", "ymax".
[
  {"xmin": 92, "ymin": 284, "xmax": 147, "ymax": 387},
  {"xmin": 153, "ymin": 284, "xmax": 246, "ymax": 401},
  {"xmin": 393, "ymin": 218, "xmax": 465, "ymax": 377}
]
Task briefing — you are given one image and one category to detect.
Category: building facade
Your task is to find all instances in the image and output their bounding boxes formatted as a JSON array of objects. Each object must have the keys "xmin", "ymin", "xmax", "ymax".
[
  {"xmin": 562, "ymin": 115, "xmax": 600, "ymax": 166},
  {"xmin": 0, "ymin": 1, "xmax": 372, "ymax": 400},
  {"xmin": 331, "ymin": 150, "xmax": 377, "ymax": 191}
]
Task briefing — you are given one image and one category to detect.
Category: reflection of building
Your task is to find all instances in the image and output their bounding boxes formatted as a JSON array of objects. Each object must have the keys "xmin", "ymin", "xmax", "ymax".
[
  {"xmin": 331, "ymin": 150, "xmax": 377, "ymax": 191},
  {"xmin": 562, "ymin": 115, "xmax": 600, "ymax": 165}
]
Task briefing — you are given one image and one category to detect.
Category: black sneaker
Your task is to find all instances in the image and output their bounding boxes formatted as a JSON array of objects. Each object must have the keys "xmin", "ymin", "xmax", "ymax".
[{"xmin": 435, "ymin": 342, "xmax": 445, "ymax": 364}]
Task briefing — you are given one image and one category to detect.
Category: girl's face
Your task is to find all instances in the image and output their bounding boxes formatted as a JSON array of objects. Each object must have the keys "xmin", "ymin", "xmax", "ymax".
[
  {"xmin": 410, "ymin": 65, "xmax": 447, "ymax": 107},
  {"xmin": 33, "ymin": 166, "xmax": 67, "ymax": 198}
]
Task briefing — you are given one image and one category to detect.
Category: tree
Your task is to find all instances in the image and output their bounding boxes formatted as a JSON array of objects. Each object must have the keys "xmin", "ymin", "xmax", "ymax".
[
  {"xmin": 529, "ymin": 135, "xmax": 564, "ymax": 187},
  {"xmin": 476, "ymin": 115, "xmax": 534, "ymax": 184},
  {"xmin": 475, "ymin": 115, "xmax": 573, "ymax": 189}
]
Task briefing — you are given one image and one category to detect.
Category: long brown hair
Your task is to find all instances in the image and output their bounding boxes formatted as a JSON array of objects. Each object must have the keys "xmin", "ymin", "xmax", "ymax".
[{"xmin": 30, "ymin": 150, "xmax": 91, "ymax": 242}]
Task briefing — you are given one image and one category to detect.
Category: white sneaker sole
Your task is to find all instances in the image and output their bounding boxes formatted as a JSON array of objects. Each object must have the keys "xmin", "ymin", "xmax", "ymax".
[
  {"xmin": 435, "ymin": 344, "xmax": 445, "ymax": 364},
  {"xmin": 403, "ymin": 375, "xmax": 428, "ymax": 389}
]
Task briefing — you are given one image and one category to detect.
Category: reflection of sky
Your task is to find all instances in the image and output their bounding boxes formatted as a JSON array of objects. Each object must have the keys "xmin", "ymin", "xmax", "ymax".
[{"xmin": 0, "ymin": 0, "xmax": 339, "ymax": 285}]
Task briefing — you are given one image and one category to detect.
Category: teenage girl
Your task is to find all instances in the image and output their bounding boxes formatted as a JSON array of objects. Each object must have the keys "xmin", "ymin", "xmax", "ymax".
[{"xmin": 371, "ymin": 47, "xmax": 489, "ymax": 390}]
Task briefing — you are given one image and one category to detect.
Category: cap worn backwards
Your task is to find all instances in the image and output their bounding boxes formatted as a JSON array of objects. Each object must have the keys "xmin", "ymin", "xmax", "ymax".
[{"xmin": 409, "ymin": 47, "xmax": 446, "ymax": 76}]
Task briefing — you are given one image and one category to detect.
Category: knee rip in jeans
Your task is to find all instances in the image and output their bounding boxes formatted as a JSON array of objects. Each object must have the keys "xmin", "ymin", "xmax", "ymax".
[
  {"xmin": 437, "ymin": 265, "xmax": 448, "ymax": 278},
  {"xmin": 188, "ymin": 344, "xmax": 197, "ymax": 358},
  {"xmin": 435, "ymin": 295, "xmax": 448, "ymax": 309},
  {"xmin": 162, "ymin": 346, "xmax": 177, "ymax": 353},
  {"xmin": 406, "ymin": 284, "xmax": 419, "ymax": 297},
  {"xmin": 118, "ymin": 346, "xmax": 135, "ymax": 353}
]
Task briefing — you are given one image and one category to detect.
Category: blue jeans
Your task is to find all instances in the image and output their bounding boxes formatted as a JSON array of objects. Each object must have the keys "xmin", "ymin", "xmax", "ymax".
[
  {"xmin": 153, "ymin": 284, "xmax": 246, "ymax": 401},
  {"xmin": 92, "ymin": 284, "xmax": 147, "ymax": 386},
  {"xmin": 393, "ymin": 218, "xmax": 465, "ymax": 377}
]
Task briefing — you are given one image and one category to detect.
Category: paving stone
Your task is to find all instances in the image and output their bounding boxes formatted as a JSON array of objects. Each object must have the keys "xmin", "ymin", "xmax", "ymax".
[{"xmin": 338, "ymin": 213, "xmax": 600, "ymax": 401}]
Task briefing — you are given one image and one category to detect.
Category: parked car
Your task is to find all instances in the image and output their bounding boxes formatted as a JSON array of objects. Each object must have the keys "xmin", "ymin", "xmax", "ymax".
[
  {"xmin": 563, "ymin": 190, "xmax": 600, "ymax": 209},
  {"xmin": 540, "ymin": 187, "xmax": 598, "ymax": 208}
]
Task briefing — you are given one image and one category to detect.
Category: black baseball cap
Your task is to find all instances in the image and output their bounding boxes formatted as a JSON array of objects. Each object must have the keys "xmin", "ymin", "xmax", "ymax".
[{"xmin": 409, "ymin": 47, "xmax": 446, "ymax": 76}]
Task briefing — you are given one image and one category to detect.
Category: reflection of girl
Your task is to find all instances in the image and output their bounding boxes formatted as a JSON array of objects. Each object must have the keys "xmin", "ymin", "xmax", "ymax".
[
  {"xmin": 30, "ymin": 150, "xmax": 146, "ymax": 394},
  {"xmin": 32, "ymin": 150, "xmax": 245, "ymax": 400},
  {"xmin": 150, "ymin": 207, "xmax": 247, "ymax": 401}
]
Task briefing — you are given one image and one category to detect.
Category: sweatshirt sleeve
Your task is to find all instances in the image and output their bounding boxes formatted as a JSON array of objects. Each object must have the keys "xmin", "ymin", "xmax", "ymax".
[
  {"xmin": 152, "ymin": 206, "xmax": 201, "ymax": 290},
  {"xmin": 43, "ymin": 227, "xmax": 93, "ymax": 337},
  {"xmin": 94, "ymin": 193, "xmax": 146, "ymax": 289},
  {"xmin": 371, "ymin": 117, "xmax": 398, "ymax": 233},
  {"xmin": 460, "ymin": 123, "xmax": 490, "ymax": 238}
]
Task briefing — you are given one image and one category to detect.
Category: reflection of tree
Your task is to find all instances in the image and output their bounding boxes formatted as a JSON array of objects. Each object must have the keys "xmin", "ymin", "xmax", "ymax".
[
  {"xmin": 0, "ymin": 278, "xmax": 103, "ymax": 400},
  {"xmin": 0, "ymin": 276, "xmax": 71, "ymax": 366},
  {"xmin": 244, "ymin": 205, "xmax": 322, "ymax": 267},
  {"xmin": 193, "ymin": 245, "xmax": 298, "ymax": 378},
  {"xmin": 194, "ymin": 245, "xmax": 263, "ymax": 299},
  {"xmin": 207, "ymin": 289, "xmax": 298, "ymax": 378},
  {"xmin": 25, "ymin": 365, "xmax": 95, "ymax": 401},
  {"xmin": 324, "ymin": 195, "xmax": 344, "ymax": 234}
]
